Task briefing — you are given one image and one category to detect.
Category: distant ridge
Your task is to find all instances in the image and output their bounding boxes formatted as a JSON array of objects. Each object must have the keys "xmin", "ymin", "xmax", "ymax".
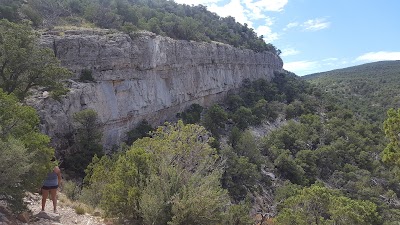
[
  {"xmin": 303, "ymin": 60, "xmax": 400, "ymax": 123},
  {"xmin": 303, "ymin": 60, "xmax": 400, "ymax": 80}
]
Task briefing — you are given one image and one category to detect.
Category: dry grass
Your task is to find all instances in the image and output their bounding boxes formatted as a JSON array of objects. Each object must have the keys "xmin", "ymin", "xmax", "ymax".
[
  {"xmin": 74, "ymin": 204, "xmax": 86, "ymax": 215},
  {"xmin": 58, "ymin": 192, "xmax": 98, "ymax": 216},
  {"xmin": 52, "ymin": 24, "xmax": 97, "ymax": 31},
  {"xmin": 58, "ymin": 192, "xmax": 72, "ymax": 205}
]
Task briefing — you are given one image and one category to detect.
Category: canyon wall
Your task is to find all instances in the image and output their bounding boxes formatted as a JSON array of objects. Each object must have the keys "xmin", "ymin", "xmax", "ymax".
[{"xmin": 29, "ymin": 29, "xmax": 283, "ymax": 150}]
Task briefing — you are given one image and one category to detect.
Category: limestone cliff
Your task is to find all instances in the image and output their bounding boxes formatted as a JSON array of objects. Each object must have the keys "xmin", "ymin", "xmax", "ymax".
[{"xmin": 28, "ymin": 29, "xmax": 283, "ymax": 150}]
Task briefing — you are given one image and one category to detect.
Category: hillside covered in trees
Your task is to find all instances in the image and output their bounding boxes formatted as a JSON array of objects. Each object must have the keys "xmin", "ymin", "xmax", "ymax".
[
  {"xmin": 304, "ymin": 60, "xmax": 400, "ymax": 123},
  {"xmin": 0, "ymin": 0, "xmax": 279, "ymax": 54}
]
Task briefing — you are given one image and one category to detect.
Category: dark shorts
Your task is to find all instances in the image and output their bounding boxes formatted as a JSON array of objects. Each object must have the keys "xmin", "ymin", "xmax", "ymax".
[{"xmin": 42, "ymin": 185, "xmax": 58, "ymax": 190}]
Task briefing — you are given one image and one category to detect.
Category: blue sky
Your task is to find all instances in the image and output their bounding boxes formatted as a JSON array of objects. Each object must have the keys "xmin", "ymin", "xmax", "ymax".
[{"xmin": 173, "ymin": 0, "xmax": 400, "ymax": 75}]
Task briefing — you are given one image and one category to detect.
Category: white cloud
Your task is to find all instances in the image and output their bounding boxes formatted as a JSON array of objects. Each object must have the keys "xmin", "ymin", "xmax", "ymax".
[
  {"xmin": 284, "ymin": 19, "xmax": 330, "ymax": 32},
  {"xmin": 240, "ymin": 0, "xmax": 287, "ymax": 23},
  {"xmin": 285, "ymin": 22, "xmax": 299, "ymax": 30},
  {"xmin": 281, "ymin": 48, "xmax": 300, "ymax": 57},
  {"xmin": 243, "ymin": 0, "xmax": 266, "ymax": 20},
  {"xmin": 355, "ymin": 51, "xmax": 400, "ymax": 62},
  {"xmin": 320, "ymin": 58, "xmax": 338, "ymax": 66},
  {"xmin": 284, "ymin": 57, "xmax": 344, "ymax": 75},
  {"xmin": 303, "ymin": 18, "xmax": 330, "ymax": 31},
  {"xmin": 173, "ymin": 0, "xmax": 289, "ymax": 11},
  {"xmin": 264, "ymin": 17, "xmax": 274, "ymax": 26},
  {"xmin": 208, "ymin": 0, "xmax": 252, "ymax": 26},
  {"xmin": 209, "ymin": 0, "xmax": 282, "ymax": 40},
  {"xmin": 256, "ymin": 25, "xmax": 279, "ymax": 43},
  {"xmin": 284, "ymin": 61, "xmax": 319, "ymax": 74},
  {"xmin": 174, "ymin": 0, "xmax": 289, "ymax": 42},
  {"xmin": 322, "ymin": 57, "xmax": 338, "ymax": 61},
  {"xmin": 243, "ymin": 0, "xmax": 288, "ymax": 12}
]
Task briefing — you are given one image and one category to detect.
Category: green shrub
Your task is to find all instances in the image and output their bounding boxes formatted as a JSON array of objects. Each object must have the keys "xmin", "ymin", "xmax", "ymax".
[
  {"xmin": 84, "ymin": 122, "xmax": 235, "ymax": 224},
  {"xmin": 0, "ymin": 5, "xmax": 19, "ymax": 21},
  {"xmin": 232, "ymin": 106, "xmax": 254, "ymax": 130},
  {"xmin": 274, "ymin": 151, "xmax": 307, "ymax": 185},
  {"xmin": 20, "ymin": 5, "xmax": 42, "ymax": 27},
  {"xmin": 221, "ymin": 147, "xmax": 260, "ymax": 202},
  {"xmin": 126, "ymin": 120, "xmax": 153, "ymax": 145},
  {"xmin": 121, "ymin": 22, "xmax": 138, "ymax": 34},
  {"xmin": 285, "ymin": 100, "xmax": 305, "ymax": 119},
  {"xmin": 51, "ymin": 88, "xmax": 68, "ymax": 99},
  {"xmin": 64, "ymin": 109, "xmax": 103, "ymax": 177},
  {"xmin": 79, "ymin": 69, "xmax": 94, "ymax": 82},
  {"xmin": 176, "ymin": 103, "xmax": 203, "ymax": 124},
  {"xmin": 0, "ymin": 89, "xmax": 54, "ymax": 212},
  {"xmin": 75, "ymin": 204, "xmax": 86, "ymax": 215},
  {"xmin": 50, "ymin": 85, "xmax": 69, "ymax": 101},
  {"xmin": 202, "ymin": 104, "xmax": 228, "ymax": 137},
  {"xmin": 79, "ymin": 186, "xmax": 102, "ymax": 208},
  {"xmin": 226, "ymin": 95, "xmax": 245, "ymax": 111},
  {"xmin": 275, "ymin": 184, "xmax": 380, "ymax": 225},
  {"xmin": 228, "ymin": 126, "xmax": 242, "ymax": 148},
  {"xmin": 62, "ymin": 180, "xmax": 81, "ymax": 201},
  {"xmin": 223, "ymin": 202, "xmax": 254, "ymax": 225}
]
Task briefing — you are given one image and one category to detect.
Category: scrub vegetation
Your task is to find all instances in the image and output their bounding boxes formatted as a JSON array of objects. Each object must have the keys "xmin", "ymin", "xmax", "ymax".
[{"xmin": 1, "ymin": 1, "xmax": 400, "ymax": 223}]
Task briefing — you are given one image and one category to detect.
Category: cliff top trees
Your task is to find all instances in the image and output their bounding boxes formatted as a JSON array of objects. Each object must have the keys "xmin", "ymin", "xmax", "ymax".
[
  {"xmin": 0, "ymin": 19, "xmax": 71, "ymax": 100},
  {"xmin": 4, "ymin": 0, "xmax": 281, "ymax": 54}
]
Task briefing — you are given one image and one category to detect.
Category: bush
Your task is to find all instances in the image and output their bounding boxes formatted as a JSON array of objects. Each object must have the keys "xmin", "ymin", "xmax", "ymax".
[
  {"xmin": 176, "ymin": 104, "xmax": 203, "ymax": 124},
  {"xmin": 126, "ymin": 120, "xmax": 153, "ymax": 145},
  {"xmin": 84, "ymin": 121, "xmax": 238, "ymax": 224},
  {"xmin": 228, "ymin": 126, "xmax": 242, "ymax": 148},
  {"xmin": 79, "ymin": 155, "xmax": 115, "ymax": 208},
  {"xmin": 121, "ymin": 22, "xmax": 138, "ymax": 34},
  {"xmin": 51, "ymin": 88, "xmax": 69, "ymax": 100},
  {"xmin": 64, "ymin": 109, "xmax": 103, "ymax": 177},
  {"xmin": 285, "ymin": 100, "xmax": 305, "ymax": 119},
  {"xmin": 20, "ymin": 5, "xmax": 42, "ymax": 27},
  {"xmin": 202, "ymin": 104, "xmax": 228, "ymax": 137},
  {"xmin": 0, "ymin": 4, "xmax": 20, "ymax": 21},
  {"xmin": 274, "ymin": 151, "xmax": 307, "ymax": 185},
  {"xmin": 275, "ymin": 184, "xmax": 380, "ymax": 225},
  {"xmin": 223, "ymin": 202, "xmax": 254, "ymax": 225},
  {"xmin": 232, "ymin": 106, "xmax": 254, "ymax": 130},
  {"xmin": 226, "ymin": 95, "xmax": 245, "ymax": 111},
  {"xmin": 74, "ymin": 204, "xmax": 86, "ymax": 215},
  {"xmin": 0, "ymin": 89, "xmax": 54, "ymax": 212},
  {"xmin": 221, "ymin": 147, "xmax": 260, "ymax": 202},
  {"xmin": 50, "ymin": 83, "xmax": 69, "ymax": 101},
  {"xmin": 62, "ymin": 180, "xmax": 81, "ymax": 201},
  {"xmin": 79, "ymin": 69, "xmax": 94, "ymax": 82}
]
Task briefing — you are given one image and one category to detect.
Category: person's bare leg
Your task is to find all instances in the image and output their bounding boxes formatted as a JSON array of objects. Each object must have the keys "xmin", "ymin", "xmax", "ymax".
[
  {"xmin": 41, "ymin": 189, "xmax": 49, "ymax": 211},
  {"xmin": 50, "ymin": 188, "xmax": 58, "ymax": 213}
]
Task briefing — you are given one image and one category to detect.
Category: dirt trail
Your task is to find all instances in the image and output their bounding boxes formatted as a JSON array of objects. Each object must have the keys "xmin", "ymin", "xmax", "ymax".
[{"xmin": 0, "ymin": 193, "xmax": 107, "ymax": 225}]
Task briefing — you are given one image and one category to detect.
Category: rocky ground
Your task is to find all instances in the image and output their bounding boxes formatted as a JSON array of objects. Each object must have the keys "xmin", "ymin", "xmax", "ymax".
[{"xmin": 0, "ymin": 193, "xmax": 109, "ymax": 225}]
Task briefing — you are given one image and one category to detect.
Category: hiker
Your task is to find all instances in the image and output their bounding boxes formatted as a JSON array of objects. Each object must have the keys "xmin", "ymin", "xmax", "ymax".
[{"xmin": 41, "ymin": 157, "xmax": 62, "ymax": 213}]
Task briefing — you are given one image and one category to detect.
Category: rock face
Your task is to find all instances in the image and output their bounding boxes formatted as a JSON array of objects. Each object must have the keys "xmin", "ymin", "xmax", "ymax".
[{"xmin": 30, "ymin": 29, "xmax": 283, "ymax": 150}]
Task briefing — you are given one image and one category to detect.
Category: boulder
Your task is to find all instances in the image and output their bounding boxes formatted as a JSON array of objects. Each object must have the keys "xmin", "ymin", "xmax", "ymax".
[
  {"xmin": 16, "ymin": 211, "xmax": 30, "ymax": 223},
  {"xmin": 35, "ymin": 211, "xmax": 61, "ymax": 222}
]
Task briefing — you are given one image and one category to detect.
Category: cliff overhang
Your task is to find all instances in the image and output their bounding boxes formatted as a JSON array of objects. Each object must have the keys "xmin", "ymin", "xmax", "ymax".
[{"xmin": 27, "ymin": 29, "xmax": 283, "ymax": 150}]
